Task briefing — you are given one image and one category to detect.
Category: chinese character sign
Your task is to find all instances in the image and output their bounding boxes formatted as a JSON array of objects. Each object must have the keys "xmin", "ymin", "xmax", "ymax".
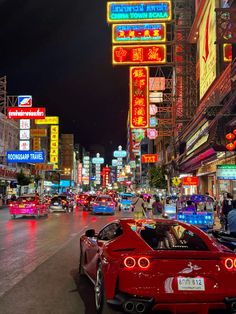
[
  {"xmin": 112, "ymin": 45, "xmax": 166, "ymax": 65},
  {"xmin": 130, "ymin": 67, "xmax": 149, "ymax": 129},
  {"xmin": 112, "ymin": 23, "xmax": 166, "ymax": 44}
]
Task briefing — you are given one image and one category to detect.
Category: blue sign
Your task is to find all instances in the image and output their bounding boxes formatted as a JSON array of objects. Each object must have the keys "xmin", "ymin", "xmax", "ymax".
[
  {"xmin": 113, "ymin": 150, "xmax": 127, "ymax": 158},
  {"xmin": 92, "ymin": 157, "xmax": 104, "ymax": 164},
  {"xmin": 150, "ymin": 117, "xmax": 158, "ymax": 127},
  {"xmin": 60, "ymin": 180, "xmax": 70, "ymax": 187},
  {"xmin": 7, "ymin": 151, "xmax": 45, "ymax": 163},
  {"xmin": 18, "ymin": 95, "xmax": 32, "ymax": 107}
]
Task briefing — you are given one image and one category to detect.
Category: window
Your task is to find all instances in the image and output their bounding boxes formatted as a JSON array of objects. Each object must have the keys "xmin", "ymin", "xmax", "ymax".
[
  {"xmin": 98, "ymin": 223, "xmax": 123, "ymax": 241},
  {"xmin": 139, "ymin": 222, "xmax": 209, "ymax": 251}
]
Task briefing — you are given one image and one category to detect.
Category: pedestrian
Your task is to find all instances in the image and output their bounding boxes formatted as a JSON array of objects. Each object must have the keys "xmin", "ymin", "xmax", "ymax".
[
  {"xmin": 132, "ymin": 194, "xmax": 146, "ymax": 218},
  {"xmin": 152, "ymin": 196, "xmax": 163, "ymax": 217},
  {"xmin": 146, "ymin": 195, "xmax": 154, "ymax": 218},
  {"xmin": 221, "ymin": 192, "xmax": 233, "ymax": 231},
  {"xmin": 226, "ymin": 199, "xmax": 236, "ymax": 237}
]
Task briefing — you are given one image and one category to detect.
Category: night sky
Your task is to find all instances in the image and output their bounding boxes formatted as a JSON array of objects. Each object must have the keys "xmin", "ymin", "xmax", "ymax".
[{"xmin": 0, "ymin": 0, "xmax": 128, "ymax": 162}]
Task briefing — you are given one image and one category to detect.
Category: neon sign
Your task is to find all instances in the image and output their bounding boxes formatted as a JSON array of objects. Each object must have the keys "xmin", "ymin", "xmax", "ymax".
[
  {"xmin": 130, "ymin": 67, "xmax": 149, "ymax": 128},
  {"xmin": 112, "ymin": 44, "xmax": 166, "ymax": 65},
  {"xmin": 107, "ymin": 1, "xmax": 172, "ymax": 23},
  {"xmin": 112, "ymin": 23, "xmax": 166, "ymax": 44}
]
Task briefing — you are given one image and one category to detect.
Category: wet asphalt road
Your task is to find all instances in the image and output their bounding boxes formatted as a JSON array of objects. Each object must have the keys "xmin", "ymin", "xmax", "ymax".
[{"xmin": 0, "ymin": 206, "xmax": 127, "ymax": 314}]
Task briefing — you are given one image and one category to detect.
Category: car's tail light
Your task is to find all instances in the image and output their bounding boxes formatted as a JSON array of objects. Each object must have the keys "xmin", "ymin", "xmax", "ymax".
[
  {"xmin": 138, "ymin": 257, "xmax": 150, "ymax": 269},
  {"xmin": 124, "ymin": 257, "xmax": 136, "ymax": 269},
  {"xmin": 31, "ymin": 203, "xmax": 36, "ymax": 207},
  {"xmin": 93, "ymin": 202, "xmax": 99, "ymax": 206},
  {"xmin": 9, "ymin": 203, "xmax": 13, "ymax": 207},
  {"xmin": 223, "ymin": 257, "xmax": 236, "ymax": 270},
  {"xmin": 109, "ymin": 202, "xmax": 115, "ymax": 207},
  {"xmin": 124, "ymin": 256, "xmax": 150, "ymax": 270}
]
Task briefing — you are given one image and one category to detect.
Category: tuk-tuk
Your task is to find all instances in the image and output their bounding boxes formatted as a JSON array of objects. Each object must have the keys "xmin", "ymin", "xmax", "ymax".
[
  {"xmin": 176, "ymin": 194, "xmax": 214, "ymax": 231},
  {"xmin": 118, "ymin": 192, "xmax": 134, "ymax": 212}
]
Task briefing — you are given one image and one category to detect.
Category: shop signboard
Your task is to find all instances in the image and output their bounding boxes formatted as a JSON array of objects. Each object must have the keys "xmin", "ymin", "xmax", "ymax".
[
  {"xmin": 149, "ymin": 104, "xmax": 158, "ymax": 115},
  {"xmin": 20, "ymin": 119, "xmax": 30, "ymax": 129},
  {"xmin": 199, "ymin": 0, "xmax": 217, "ymax": 99},
  {"xmin": 113, "ymin": 45, "xmax": 166, "ymax": 65},
  {"xmin": 20, "ymin": 130, "xmax": 30, "ymax": 140},
  {"xmin": 30, "ymin": 129, "xmax": 47, "ymax": 137},
  {"xmin": 223, "ymin": 44, "xmax": 232, "ymax": 62},
  {"xmin": 112, "ymin": 23, "xmax": 166, "ymax": 44},
  {"xmin": 149, "ymin": 91, "xmax": 163, "ymax": 103},
  {"xmin": 33, "ymin": 138, "xmax": 41, "ymax": 150},
  {"xmin": 147, "ymin": 128, "xmax": 158, "ymax": 139},
  {"xmin": 149, "ymin": 116, "xmax": 158, "ymax": 127},
  {"xmin": 141, "ymin": 154, "xmax": 158, "ymax": 163},
  {"xmin": 7, "ymin": 151, "xmax": 45, "ymax": 163},
  {"xmin": 149, "ymin": 77, "xmax": 165, "ymax": 91},
  {"xmin": 112, "ymin": 159, "xmax": 118, "ymax": 167},
  {"xmin": 216, "ymin": 165, "xmax": 236, "ymax": 180},
  {"xmin": 35, "ymin": 164, "xmax": 54, "ymax": 171},
  {"xmin": 7, "ymin": 108, "xmax": 45, "ymax": 119},
  {"xmin": 18, "ymin": 95, "xmax": 32, "ymax": 107},
  {"xmin": 113, "ymin": 150, "xmax": 127, "ymax": 158},
  {"xmin": 182, "ymin": 176, "xmax": 199, "ymax": 186},
  {"xmin": 19, "ymin": 141, "xmax": 30, "ymax": 151},
  {"xmin": 107, "ymin": 1, "xmax": 172, "ymax": 23},
  {"xmin": 35, "ymin": 116, "xmax": 59, "ymax": 125},
  {"xmin": 130, "ymin": 67, "xmax": 149, "ymax": 128}
]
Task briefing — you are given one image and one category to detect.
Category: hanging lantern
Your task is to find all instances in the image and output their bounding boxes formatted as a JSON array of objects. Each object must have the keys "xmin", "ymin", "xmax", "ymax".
[
  {"xmin": 226, "ymin": 133, "xmax": 235, "ymax": 141},
  {"xmin": 226, "ymin": 143, "xmax": 235, "ymax": 151},
  {"xmin": 233, "ymin": 129, "xmax": 236, "ymax": 135}
]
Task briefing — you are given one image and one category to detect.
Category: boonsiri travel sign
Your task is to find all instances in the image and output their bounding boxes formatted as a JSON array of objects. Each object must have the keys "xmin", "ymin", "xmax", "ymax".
[
  {"xmin": 107, "ymin": 1, "xmax": 172, "ymax": 23},
  {"xmin": 7, "ymin": 151, "xmax": 45, "ymax": 163}
]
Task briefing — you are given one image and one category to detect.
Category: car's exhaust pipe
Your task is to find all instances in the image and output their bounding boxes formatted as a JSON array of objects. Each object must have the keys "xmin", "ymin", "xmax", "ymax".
[
  {"xmin": 124, "ymin": 301, "xmax": 135, "ymax": 313},
  {"xmin": 136, "ymin": 302, "xmax": 146, "ymax": 313},
  {"xmin": 231, "ymin": 302, "xmax": 236, "ymax": 313}
]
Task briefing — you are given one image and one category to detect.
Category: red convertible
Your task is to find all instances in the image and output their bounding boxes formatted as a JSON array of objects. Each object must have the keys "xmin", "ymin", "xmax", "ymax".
[{"xmin": 79, "ymin": 218, "xmax": 236, "ymax": 314}]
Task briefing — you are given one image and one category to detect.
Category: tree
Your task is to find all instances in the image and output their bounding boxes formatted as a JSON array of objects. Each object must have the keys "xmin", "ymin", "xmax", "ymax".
[
  {"xmin": 148, "ymin": 166, "xmax": 167, "ymax": 189},
  {"xmin": 16, "ymin": 170, "xmax": 32, "ymax": 195}
]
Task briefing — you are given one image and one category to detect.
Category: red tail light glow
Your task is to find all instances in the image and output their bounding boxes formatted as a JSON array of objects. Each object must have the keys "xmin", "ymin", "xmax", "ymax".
[
  {"xmin": 124, "ymin": 257, "xmax": 136, "ymax": 269},
  {"xmin": 109, "ymin": 202, "xmax": 115, "ymax": 207},
  {"xmin": 138, "ymin": 257, "xmax": 150, "ymax": 269},
  {"xmin": 93, "ymin": 202, "xmax": 99, "ymax": 206},
  {"xmin": 32, "ymin": 203, "xmax": 36, "ymax": 207},
  {"xmin": 224, "ymin": 257, "xmax": 236, "ymax": 270},
  {"xmin": 9, "ymin": 203, "xmax": 13, "ymax": 207}
]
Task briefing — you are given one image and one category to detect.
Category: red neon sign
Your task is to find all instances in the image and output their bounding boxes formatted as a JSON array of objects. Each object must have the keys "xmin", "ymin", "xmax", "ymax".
[
  {"xmin": 182, "ymin": 176, "xmax": 199, "ymax": 186},
  {"xmin": 130, "ymin": 67, "xmax": 149, "ymax": 129},
  {"xmin": 141, "ymin": 154, "xmax": 158, "ymax": 163},
  {"xmin": 112, "ymin": 45, "xmax": 166, "ymax": 65},
  {"xmin": 7, "ymin": 108, "xmax": 46, "ymax": 119}
]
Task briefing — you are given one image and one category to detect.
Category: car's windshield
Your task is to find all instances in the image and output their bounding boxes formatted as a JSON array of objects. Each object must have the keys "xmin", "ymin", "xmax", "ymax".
[{"xmin": 97, "ymin": 196, "xmax": 112, "ymax": 202}]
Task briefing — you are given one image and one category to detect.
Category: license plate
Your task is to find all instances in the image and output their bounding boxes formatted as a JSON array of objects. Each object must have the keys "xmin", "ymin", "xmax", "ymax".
[
  {"xmin": 54, "ymin": 203, "xmax": 59, "ymax": 205},
  {"xmin": 19, "ymin": 204, "xmax": 25, "ymax": 208},
  {"xmin": 177, "ymin": 277, "xmax": 205, "ymax": 291}
]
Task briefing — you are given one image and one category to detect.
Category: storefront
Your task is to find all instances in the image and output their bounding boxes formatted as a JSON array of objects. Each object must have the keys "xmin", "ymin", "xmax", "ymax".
[{"xmin": 0, "ymin": 165, "xmax": 17, "ymax": 204}]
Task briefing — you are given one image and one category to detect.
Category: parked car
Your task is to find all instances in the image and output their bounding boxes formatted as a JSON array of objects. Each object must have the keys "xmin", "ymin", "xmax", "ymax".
[
  {"xmin": 49, "ymin": 195, "xmax": 71, "ymax": 212},
  {"xmin": 91, "ymin": 195, "xmax": 115, "ymax": 215},
  {"xmin": 9, "ymin": 195, "xmax": 48, "ymax": 219},
  {"xmin": 118, "ymin": 192, "xmax": 134, "ymax": 212},
  {"xmin": 79, "ymin": 218, "xmax": 236, "ymax": 314}
]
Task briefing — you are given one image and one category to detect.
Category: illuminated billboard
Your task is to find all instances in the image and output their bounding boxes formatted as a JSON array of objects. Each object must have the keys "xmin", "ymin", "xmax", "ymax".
[
  {"xmin": 107, "ymin": 1, "xmax": 172, "ymax": 23},
  {"xmin": 50, "ymin": 125, "xmax": 59, "ymax": 167},
  {"xmin": 199, "ymin": 0, "xmax": 217, "ymax": 99},
  {"xmin": 35, "ymin": 116, "xmax": 59, "ymax": 125},
  {"xmin": 223, "ymin": 44, "xmax": 232, "ymax": 62},
  {"xmin": 130, "ymin": 67, "xmax": 149, "ymax": 128},
  {"xmin": 112, "ymin": 44, "xmax": 166, "ymax": 65},
  {"xmin": 7, "ymin": 108, "xmax": 45, "ymax": 119},
  {"xmin": 112, "ymin": 23, "xmax": 166, "ymax": 44}
]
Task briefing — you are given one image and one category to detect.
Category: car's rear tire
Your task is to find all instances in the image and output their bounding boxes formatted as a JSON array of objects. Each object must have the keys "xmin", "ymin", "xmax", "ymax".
[
  {"xmin": 95, "ymin": 263, "xmax": 114, "ymax": 314},
  {"xmin": 36, "ymin": 209, "xmax": 40, "ymax": 219},
  {"xmin": 11, "ymin": 214, "xmax": 16, "ymax": 219}
]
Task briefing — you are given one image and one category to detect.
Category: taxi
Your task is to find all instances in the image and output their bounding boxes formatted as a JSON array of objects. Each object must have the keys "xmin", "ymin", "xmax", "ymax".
[{"xmin": 9, "ymin": 194, "xmax": 48, "ymax": 219}]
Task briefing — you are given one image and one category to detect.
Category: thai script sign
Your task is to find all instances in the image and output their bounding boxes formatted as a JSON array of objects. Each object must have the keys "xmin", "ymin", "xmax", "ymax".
[
  {"xmin": 7, "ymin": 108, "xmax": 45, "ymax": 119},
  {"xmin": 107, "ymin": 1, "xmax": 172, "ymax": 23}
]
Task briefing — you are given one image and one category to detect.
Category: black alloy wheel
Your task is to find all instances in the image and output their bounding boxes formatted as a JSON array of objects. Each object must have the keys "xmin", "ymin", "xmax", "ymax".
[{"xmin": 95, "ymin": 264, "xmax": 115, "ymax": 314}]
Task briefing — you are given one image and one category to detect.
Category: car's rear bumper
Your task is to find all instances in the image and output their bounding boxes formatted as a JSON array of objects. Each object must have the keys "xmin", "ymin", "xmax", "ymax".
[
  {"xmin": 107, "ymin": 292, "xmax": 236, "ymax": 314},
  {"xmin": 50, "ymin": 206, "xmax": 66, "ymax": 211},
  {"xmin": 92, "ymin": 207, "xmax": 114, "ymax": 214}
]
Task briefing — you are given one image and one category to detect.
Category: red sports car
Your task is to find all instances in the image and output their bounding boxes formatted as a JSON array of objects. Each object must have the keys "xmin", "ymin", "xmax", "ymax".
[{"xmin": 79, "ymin": 218, "xmax": 236, "ymax": 314}]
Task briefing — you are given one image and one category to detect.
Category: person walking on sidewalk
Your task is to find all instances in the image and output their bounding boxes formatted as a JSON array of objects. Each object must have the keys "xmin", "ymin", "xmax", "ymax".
[{"xmin": 132, "ymin": 194, "xmax": 146, "ymax": 218}]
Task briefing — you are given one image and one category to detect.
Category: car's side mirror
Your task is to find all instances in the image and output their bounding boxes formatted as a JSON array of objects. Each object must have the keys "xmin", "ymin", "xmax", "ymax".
[{"xmin": 85, "ymin": 229, "xmax": 96, "ymax": 237}]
